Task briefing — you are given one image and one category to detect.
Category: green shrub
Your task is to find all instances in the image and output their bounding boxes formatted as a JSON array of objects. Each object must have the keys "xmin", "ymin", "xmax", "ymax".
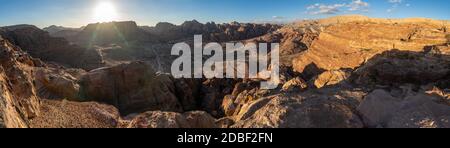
[{"xmin": 360, "ymin": 48, "xmax": 372, "ymax": 52}]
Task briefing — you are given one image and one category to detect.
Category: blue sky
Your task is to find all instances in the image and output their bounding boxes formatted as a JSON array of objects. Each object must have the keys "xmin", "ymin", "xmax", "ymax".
[{"xmin": 0, "ymin": 0, "xmax": 449, "ymax": 28}]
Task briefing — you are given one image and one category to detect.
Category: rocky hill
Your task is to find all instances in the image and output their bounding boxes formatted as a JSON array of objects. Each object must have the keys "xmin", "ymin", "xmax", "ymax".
[
  {"xmin": 43, "ymin": 25, "xmax": 82, "ymax": 35},
  {"xmin": 74, "ymin": 21, "xmax": 155, "ymax": 46},
  {"xmin": 0, "ymin": 25, "xmax": 104, "ymax": 70}
]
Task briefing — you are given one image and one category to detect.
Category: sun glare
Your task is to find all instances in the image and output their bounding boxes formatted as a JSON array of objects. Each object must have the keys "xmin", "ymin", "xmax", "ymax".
[{"xmin": 93, "ymin": 1, "xmax": 118, "ymax": 22}]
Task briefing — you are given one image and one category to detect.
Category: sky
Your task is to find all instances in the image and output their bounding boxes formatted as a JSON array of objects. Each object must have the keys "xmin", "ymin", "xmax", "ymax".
[{"xmin": 0, "ymin": 0, "xmax": 449, "ymax": 28}]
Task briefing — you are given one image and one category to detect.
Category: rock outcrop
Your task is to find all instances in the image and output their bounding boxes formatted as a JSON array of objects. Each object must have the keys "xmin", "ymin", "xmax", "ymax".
[
  {"xmin": 43, "ymin": 25, "xmax": 81, "ymax": 35},
  {"xmin": 0, "ymin": 36, "xmax": 41, "ymax": 128},
  {"xmin": 34, "ymin": 67, "xmax": 81, "ymax": 100},
  {"xmin": 0, "ymin": 116, "xmax": 4, "ymax": 128},
  {"xmin": 0, "ymin": 25, "xmax": 104, "ymax": 70},
  {"xmin": 75, "ymin": 21, "xmax": 154, "ymax": 46},
  {"xmin": 232, "ymin": 88, "xmax": 366, "ymax": 128},
  {"xmin": 143, "ymin": 20, "xmax": 280, "ymax": 42},
  {"xmin": 351, "ymin": 50, "xmax": 450, "ymax": 86},
  {"xmin": 281, "ymin": 77, "xmax": 308, "ymax": 92},
  {"xmin": 358, "ymin": 89, "xmax": 450, "ymax": 128},
  {"xmin": 79, "ymin": 61, "xmax": 183, "ymax": 115},
  {"xmin": 293, "ymin": 18, "xmax": 450, "ymax": 73},
  {"xmin": 248, "ymin": 22, "xmax": 321, "ymax": 60},
  {"xmin": 126, "ymin": 111, "xmax": 217, "ymax": 128},
  {"xmin": 200, "ymin": 79, "xmax": 240, "ymax": 117},
  {"xmin": 313, "ymin": 69, "xmax": 351, "ymax": 88}
]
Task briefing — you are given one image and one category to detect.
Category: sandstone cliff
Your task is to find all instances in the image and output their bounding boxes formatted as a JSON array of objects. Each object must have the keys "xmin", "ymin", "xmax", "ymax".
[
  {"xmin": 293, "ymin": 16, "xmax": 450, "ymax": 72},
  {"xmin": 0, "ymin": 36, "xmax": 42, "ymax": 127}
]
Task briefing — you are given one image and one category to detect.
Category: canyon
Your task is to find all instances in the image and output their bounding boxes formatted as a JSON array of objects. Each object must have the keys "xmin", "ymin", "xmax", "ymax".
[{"xmin": 0, "ymin": 15, "xmax": 449, "ymax": 128}]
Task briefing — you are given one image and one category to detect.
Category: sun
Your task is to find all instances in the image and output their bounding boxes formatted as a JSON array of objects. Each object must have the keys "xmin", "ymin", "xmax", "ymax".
[{"xmin": 93, "ymin": 1, "xmax": 118, "ymax": 22}]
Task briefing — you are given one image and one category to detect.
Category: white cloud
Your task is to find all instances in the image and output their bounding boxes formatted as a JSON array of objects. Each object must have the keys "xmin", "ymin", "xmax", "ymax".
[
  {"xmin": 308, "ymin": 3, "xmax": 346, "ymax": 15},
  {"xmin": 306, "ymin": 0, "xmax": 369, "ymax": 15},
  {"xmin": 272, "ymin": 16, "xmax": 285, "ymax": 19},
  {"xmin": 348, "ymin": 0, "xmax": 370, "ymax": 11},
  {"xmin": 386, "ymin": 0, "xmax": 409, "ymax": 13},
  {"xmin": 388, "ymin": 0, "xmax": 403, "ymax": 4}
]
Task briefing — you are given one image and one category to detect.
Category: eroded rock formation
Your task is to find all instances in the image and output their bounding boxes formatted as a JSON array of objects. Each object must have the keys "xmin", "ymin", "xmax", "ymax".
[
  {"xmin": 126, "ymin": 111, "xmax": 217, "ymax": 128},
  {"xmin": 0, "ymin": 36, "xmax": 41, "ymax": 128},
  {"xmin": 293, "ymin": 18, "xmax": 450, "ymax": 73},
  {"xmin": 0, "ymin": 25, "xmax": 104, "ymax": 70},
  {"xmin": 79, "ymin": 61, "xmax": 183, "ymax": 115}
]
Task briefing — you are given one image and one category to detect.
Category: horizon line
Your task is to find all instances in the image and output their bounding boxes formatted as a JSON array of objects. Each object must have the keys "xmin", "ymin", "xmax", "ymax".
[{"xmin": 2, "ymin": 14, "xmax": 449, "ymax": 29}]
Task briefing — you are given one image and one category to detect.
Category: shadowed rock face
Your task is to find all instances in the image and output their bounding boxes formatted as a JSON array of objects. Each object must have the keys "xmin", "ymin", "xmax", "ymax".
[
  {"xmin": 0, "ymin": 25, "xmax": 104, "ymax": 70},
  {"xmin": 358, "ymin": 89, "xmax": 450, "ymax": 128},
  {"xmin": 0, "ymin": 116, "xmax": 4, "ymax": 128},
  {"xmin": 351, "ymin": 49, "xmax": 450, "ymax": 86},
  {"xmin": 141, "ymin": 20, "xmax": 280, "ymax": 43},
  {"xmin": 75, "ymin": 21, "xmax": 154, "ymax": 46},
  {"xmin": 126, "ymin": 111, "xmax": 217, "ymax": 128},
  {"xmin": 78, "ymin": 61, "xmax": 183, "ymax": 115}
]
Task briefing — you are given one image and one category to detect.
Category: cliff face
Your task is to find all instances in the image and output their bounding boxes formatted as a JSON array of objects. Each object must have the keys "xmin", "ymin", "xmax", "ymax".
[
  {"xmin": 0, "ymin": 25, "xmax": 104, "ymax": 70},
  {"xmin": 141, "ymin": 20, "xmax": 280, "ymax": 42},
  {"xmin": 0, "ymin": 36, "xmax": 41, "ymax": 128},
  {"xmin": 75, "ymin": 21, "xmax": 154, "ymax": 46},
  {"xmin": 292, "ymin": 17, "xmax": 450, "ymax": 73},
  {"xmin": 43, "ymin": 25, "xmax": 82, "ymax": 35},
  {"xmin": 0, "ymin": 35, "xmax": 126, "ymax": 128}
]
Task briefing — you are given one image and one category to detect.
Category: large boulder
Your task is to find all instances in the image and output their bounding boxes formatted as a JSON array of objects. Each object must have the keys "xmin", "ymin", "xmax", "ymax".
[
  {"xmin": 358, "ymin": 89, "xmax": 450, "ymax": 128},
  {"xmin": 126, "ymin": 111, "xmax": 217, "ymax": 128},
  {"xmin": 356, "ymin": 90, "xmax": 402, "ymax": 127},
  {"xmin": 282, "ymin": 77, "xmax": 308, "ymax": 92},
  {"xmin": 34, "ymin": 67, "xmax": 80, "ymax": 100},
  {"xmin": 232, "ymin": 88, "xmax": 365, "ymax": 128},
  {"xmin": 79, "ymin": 61, "xmax": 183, "ymax": 115},
  {"xmin": 313, "ymin": 69, "xmax": 351, "ymax": 88}
]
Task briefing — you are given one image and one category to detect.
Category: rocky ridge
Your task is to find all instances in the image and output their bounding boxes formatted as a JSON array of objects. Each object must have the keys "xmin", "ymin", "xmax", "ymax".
[{"xmin": 0, "ymin": 25, "xmax": 104, "ymax": 70}]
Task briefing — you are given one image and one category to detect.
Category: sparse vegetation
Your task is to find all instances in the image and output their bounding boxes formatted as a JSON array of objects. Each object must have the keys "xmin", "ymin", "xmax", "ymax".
[
  {"xmin": 446, "ymin": 34, "xmax": 450, "ymax": 44},
  {"xmin": 360, "ymin": 48, "xmax": 372, "ymax": 52}
]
